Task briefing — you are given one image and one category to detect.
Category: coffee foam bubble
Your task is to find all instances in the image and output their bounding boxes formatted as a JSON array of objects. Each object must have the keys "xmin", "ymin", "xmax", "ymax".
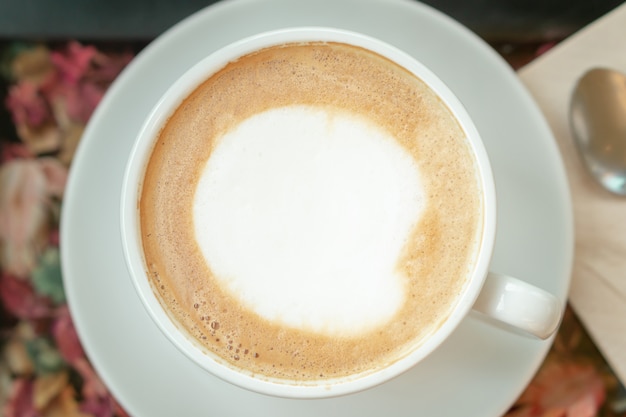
[{"xmin": 193, "ymin": 105, "xmax": 424, "ymax": 335}]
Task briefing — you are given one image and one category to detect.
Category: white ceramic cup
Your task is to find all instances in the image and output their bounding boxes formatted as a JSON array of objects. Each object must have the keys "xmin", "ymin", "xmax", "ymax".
[{"xmin": 120, "ymin": 27, "xmax": 562, "ymax": 399}]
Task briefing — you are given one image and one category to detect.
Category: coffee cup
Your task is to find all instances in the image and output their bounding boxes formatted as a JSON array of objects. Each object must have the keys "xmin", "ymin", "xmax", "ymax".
[{"xmin": 120, "ymin": 27, "xmax": 562, "ymax": 399}]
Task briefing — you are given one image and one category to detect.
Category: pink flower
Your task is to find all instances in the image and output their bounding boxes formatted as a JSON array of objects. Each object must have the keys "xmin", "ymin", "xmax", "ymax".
[
  {"xmin": 43, "ymin": 42, "xmax": 109, "ymax": 124},
  {"xmin": 5, "ymin": 82, "xmax": 51, "ymax": 127},
  {"xmin": 0, "ymin": 272, "xmax": 52, "ymax": 320},
  {"xmin": 4, "ymin": 373, "xmax": 94, "ymax": 417},
  {"xmin": 1, "ymin": 143, "xmax": 32, "ymax": 162},
  {"xmin": 69, "ymin": 356, "xmax": 131, "ymax": 417},
  {"xmin": 5, "ymin": 42, "xmax": 135, "ymax": 159},
  {"xmin": 56, "ymin": 81, "xmax": 104, "ymax": 124},
  {"xmin": 3, "ymin": 378, "xmax": 38, "ymax": 417},
  {"xmin": 48, "ymin": 229, "xmax": 60, "ymax": 247},
  {"xmin": 0, "ymin": 157, "xmax": 67, "ymax": 277},
  {"xmin": 79, "ymin": 394, "xmax": 117, "ymax": 417},
  {"xmin": 74, "ymin": 358, "xmax": 131, "ymax": 417},
  {"xmin": 37, "ymin": 158, "xmax": 67, "ymax": 197},
  {"xmin": 52, "ymin": 306, "xmax": 85, "ymax": 365},
  {"xmin": 73, "ymin": 358, "xmax": 108, "ymax": 401},
  {"xmin": 89, "ymin": 50, "xmax": 134, "ymax": 84},
  {"xmin": 505, "ymin": 360, "xmax": 605, "ymax": 417},
  {"xmin": 42, "ymin": 41, "xmax": 132, "ymax": 125},
  {"xmin": 49, "ymin": 42, "xmax": 97, "ymax": 86}
]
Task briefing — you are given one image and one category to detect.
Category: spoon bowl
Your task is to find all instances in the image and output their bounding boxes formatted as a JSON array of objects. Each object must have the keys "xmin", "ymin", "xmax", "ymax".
[{"xmin": 570, "ymin": 67, "xmax": 626, "ymax": 196}]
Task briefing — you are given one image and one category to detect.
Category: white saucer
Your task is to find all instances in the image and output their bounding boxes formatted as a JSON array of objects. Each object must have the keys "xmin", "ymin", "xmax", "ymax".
[{"xmin": 60, "ymin": 0, "xmax": 573, "ymax": 415}]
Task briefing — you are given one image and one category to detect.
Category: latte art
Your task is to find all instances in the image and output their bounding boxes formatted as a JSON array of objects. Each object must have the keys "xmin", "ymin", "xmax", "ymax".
[
  {"xmin": 193, "ymin": 105, "xmax": 423, "ymax": 335},
  {"xmin": 139, "ymin": 41, "xmax": 482, "ymax": 382}
]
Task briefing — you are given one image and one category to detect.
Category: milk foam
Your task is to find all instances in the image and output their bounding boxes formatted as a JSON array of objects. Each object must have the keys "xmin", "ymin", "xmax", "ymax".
[{"xmin": 193, "ymin": 105, "xmax": 425, "ymax": 335}]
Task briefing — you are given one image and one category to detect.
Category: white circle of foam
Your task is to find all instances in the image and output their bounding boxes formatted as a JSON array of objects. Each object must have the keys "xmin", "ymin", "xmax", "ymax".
[{"xmin": 193, "ymin": 105, "xmax": 425, "ymax": 335}]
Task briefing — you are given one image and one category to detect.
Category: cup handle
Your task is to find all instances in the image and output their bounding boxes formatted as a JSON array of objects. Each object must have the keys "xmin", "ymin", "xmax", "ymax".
[{"xmin": 472, "ymin": 272, "xmax": 562, "ymax": 339}]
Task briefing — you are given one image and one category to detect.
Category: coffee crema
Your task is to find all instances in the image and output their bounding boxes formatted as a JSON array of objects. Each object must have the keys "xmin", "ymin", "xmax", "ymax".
[{"xmin": 139, "ymin": 42, "xmax": 482, "ymax": 382}]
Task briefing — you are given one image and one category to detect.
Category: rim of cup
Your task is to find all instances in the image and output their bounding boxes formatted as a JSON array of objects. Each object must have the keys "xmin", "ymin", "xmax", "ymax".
[{"xmin": 120, "ymin": 26, "xmax": 497, "ymax": 399}]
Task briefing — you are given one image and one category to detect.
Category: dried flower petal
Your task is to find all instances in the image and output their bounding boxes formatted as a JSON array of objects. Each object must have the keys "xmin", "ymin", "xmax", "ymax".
[
  {"xmin": 80, "ymin": 394, "xmax": 117, "ymax": 417},
  {"xmin": 5, "ymin": 81, "xmax": 51, "ymax": 127},
  {"xmin": 25, "ymin": 337, "xmax": 65, "ymax": 374},
  {"xmin": 0, "ymin": 273, "xmax": 53, "ymax": 320},
  {"xmin": 50, "ymin": 42, "xmax": 97, "ymax": 86},
  {"xmin": 0, "ymin": 158, "xmax": 67, "ymax": 277},
  {"xmin": 4, "ymin": 378, "xmax": 38, "ymax": 417},
  {"xmin": 89, "ymin": 50, "xmax": 133, "ymax": 83},
  {"xmin": 504, "ymin": 405, "xmax": 535, "ymax": 417},
  {"xmin": 31, "ymin": 247, "xmax": 65, "ymax": 304},
  {"xmin": 74, "ymin": 358, "xmax": 108, "ymax": 400},
  {"xmin": 113, "ymin": 400, "xmax": 131, "ymax": 417},
  {"xmin": 57, "ymin": 123, "xmax": 84, "ymax": 166},
  {"xmin": 33, "ymin": 371, "xmax": 68, "ymax": 411},
  {"xmin": 48, "ymin": 228, "xmax": 59, "ymax": 247},
  {"xmin": 10, "ymin": 45, "xmax": 55, "ymax": 85},
  {"xmin": 15, "ymin": 122, "xmax": 62, "ymax": 156},
  {"xmin": 505, "ymin": 360, "xmax": 606, "ymax": 417},
  {"xmin": 52, "ymin": 305, "xmax": 85, "ymax": 365},
  {"xmin": 4, "ymin": 335, "xmax": 35, "ymax": 375},
  {"xmin": 1, "ymin": 143, "xmax": 32, "ymax": 162},
  {"xmin": 63, "ymin": 82, "xmax": 103, "ymax": 124},
  {"xmin": 0, "ymin": 159, "xmax": 48, "ymax": 276},
  {"xmin": 40, "ymin": 384, "xmax": 91, "ymax": 417},
  {"xmin": 0, "ymin": 362, "xmax": 13, "ymax": 408},
  {"xmin": 38, "ymin": 157, "xmax": 67, "ymax": 198}
]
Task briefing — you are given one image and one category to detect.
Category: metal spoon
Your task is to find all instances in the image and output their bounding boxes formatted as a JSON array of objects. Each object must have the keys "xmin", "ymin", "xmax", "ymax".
[{"xmin": 570, "ymin": 68, "xmax": 626, "ymax": 196}]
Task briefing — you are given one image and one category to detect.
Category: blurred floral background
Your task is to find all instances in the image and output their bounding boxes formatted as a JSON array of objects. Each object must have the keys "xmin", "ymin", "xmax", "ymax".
[
  {"xmin": 0, "ymin": 42, "xmax": 133, "ymax": 417},
  {"xmin": 0, "ymin": 40, "xmax": 624, "ymax": 417}
]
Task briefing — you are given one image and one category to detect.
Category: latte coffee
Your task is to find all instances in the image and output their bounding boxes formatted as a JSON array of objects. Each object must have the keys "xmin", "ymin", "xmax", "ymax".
[{"xmin": 138, "ymin": 41, "xmax": 482, "ymax": 383}]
